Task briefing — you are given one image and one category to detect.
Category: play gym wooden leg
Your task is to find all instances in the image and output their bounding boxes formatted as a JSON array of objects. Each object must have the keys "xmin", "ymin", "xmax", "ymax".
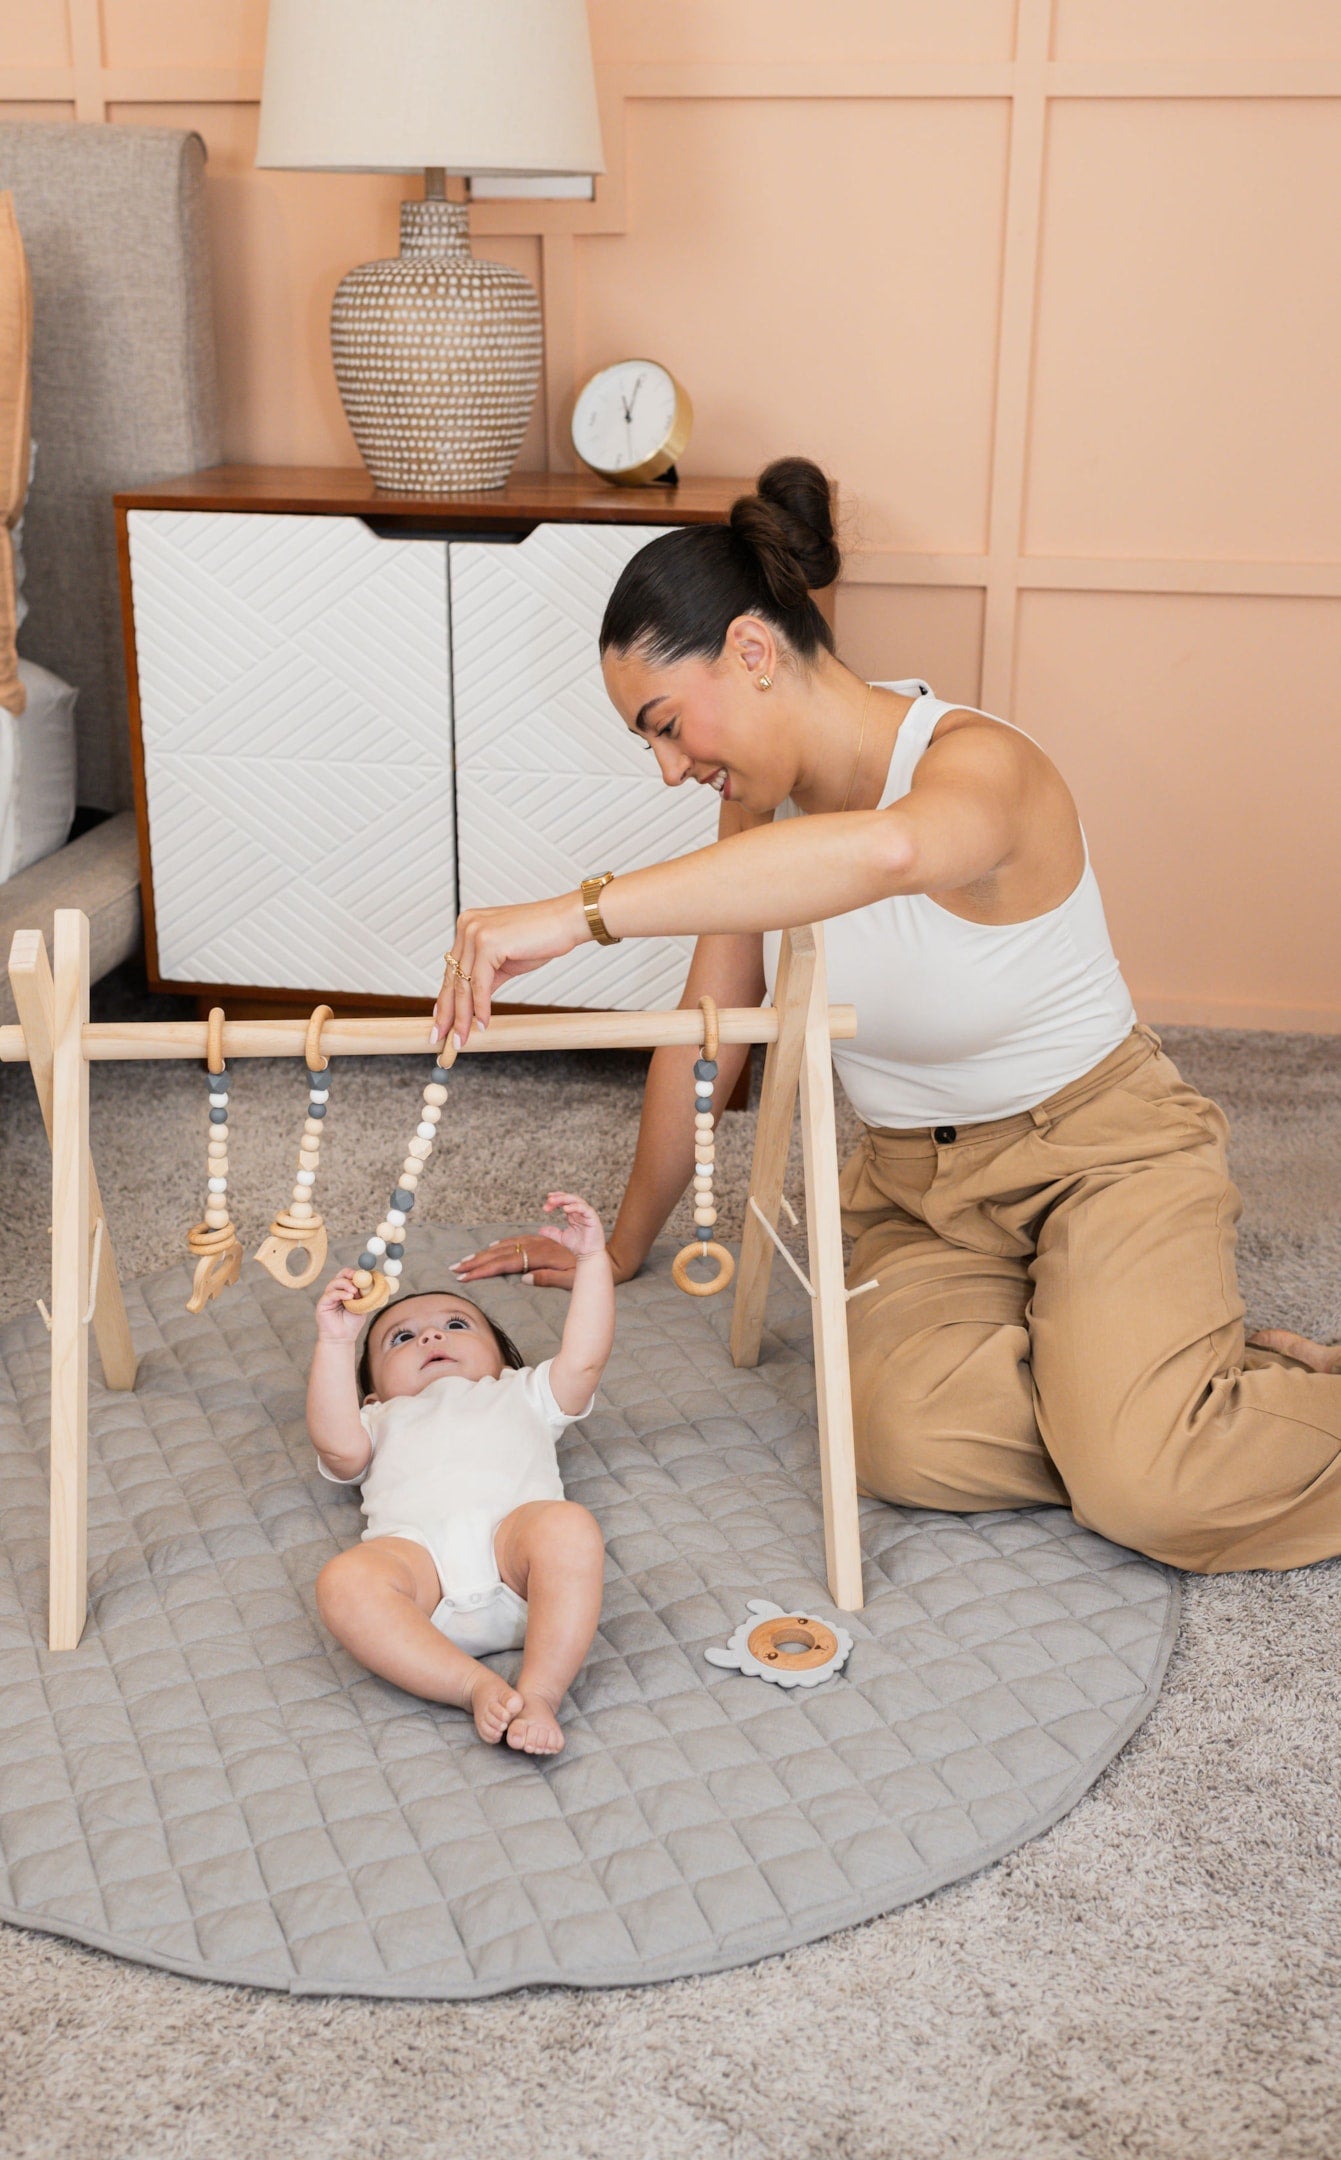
[
  {"xmin": 798, "ymin": 927, "xmax": 864, "ymax": 1612},
  {"xmin": 729, "ymin": 924, "xmax": 817, "ymax": 1369},
  {"xmin": 7, "ymin": 928, "xmax": 137, "ymax": 1393},
  {"xmin": 48, "ymin": 911, "xmax": 92, "ymax": 1650}
]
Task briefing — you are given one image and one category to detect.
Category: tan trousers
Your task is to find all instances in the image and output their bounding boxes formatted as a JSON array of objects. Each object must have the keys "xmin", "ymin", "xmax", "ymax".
[{"xmin": 839, "ymin": 1026, "xmax": 1341, "ymax": 1573}]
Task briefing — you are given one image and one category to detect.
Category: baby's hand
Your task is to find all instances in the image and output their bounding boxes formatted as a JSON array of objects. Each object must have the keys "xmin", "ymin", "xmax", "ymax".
[
  {"xmin": 315, "ymin": 1268, "xmax": 369, "ymax": 1343},
  {"xmin": 540, "ymin": 1192, "xmax": 606, "ymax": 1259}
]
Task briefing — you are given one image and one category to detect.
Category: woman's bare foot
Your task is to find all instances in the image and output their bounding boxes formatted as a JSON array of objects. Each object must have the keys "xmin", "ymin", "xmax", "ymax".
[
  {"xmin": 506, "ymin": 1694, "xmax": 565, "ymax": 1755},
  {"xmin": 1248, "ymin": 1328, "xmax": 1341, "ymax": 1374},
  {"xmin": 467, "ymin": 1668, "xmax": 523, "ymax": 1744}
]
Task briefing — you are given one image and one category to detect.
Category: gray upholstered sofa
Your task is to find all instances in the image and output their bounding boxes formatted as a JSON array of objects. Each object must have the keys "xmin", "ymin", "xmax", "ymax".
[{"xmin": 0, "ymin": 122, "xmax": 220, "ymax": 1024}]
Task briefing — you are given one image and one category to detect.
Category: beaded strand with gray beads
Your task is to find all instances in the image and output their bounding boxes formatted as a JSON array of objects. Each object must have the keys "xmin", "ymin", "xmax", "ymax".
[{"xmin": 342, "ymin": 1042, "xmax": 457, "ymax": 1315}]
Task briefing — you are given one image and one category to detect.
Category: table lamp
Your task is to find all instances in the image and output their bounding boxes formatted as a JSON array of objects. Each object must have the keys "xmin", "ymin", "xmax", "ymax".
[{"xmin": 256, "ymin": 0, "xmax": 604, "ymax": 494}]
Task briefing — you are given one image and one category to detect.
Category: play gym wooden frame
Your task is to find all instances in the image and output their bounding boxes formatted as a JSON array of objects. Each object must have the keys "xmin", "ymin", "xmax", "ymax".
[{"xmin": 3, "ymin": 911, "xmax": 868, "ymax": 1651}]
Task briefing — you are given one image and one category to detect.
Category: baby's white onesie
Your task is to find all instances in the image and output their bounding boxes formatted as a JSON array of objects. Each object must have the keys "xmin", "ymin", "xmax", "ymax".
[{"xmin": 318, "ymin": 1360, "xmax": 591, "ymax": 1657}]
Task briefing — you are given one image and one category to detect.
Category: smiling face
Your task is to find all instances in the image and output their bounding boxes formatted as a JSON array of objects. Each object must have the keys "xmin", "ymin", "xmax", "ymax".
[
  {"xmin": 364, "ymin": 1292, "xmax": 506, "ymax": 1401},
  {"xmin": 601, "ymin": 616, "xmax": 804, "ymax": 817}
]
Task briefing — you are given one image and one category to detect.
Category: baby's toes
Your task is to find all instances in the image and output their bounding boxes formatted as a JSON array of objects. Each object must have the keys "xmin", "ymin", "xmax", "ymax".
[{"xmin": 474, "ymin": 1683, "xmax": 522, "ymax": 1744}]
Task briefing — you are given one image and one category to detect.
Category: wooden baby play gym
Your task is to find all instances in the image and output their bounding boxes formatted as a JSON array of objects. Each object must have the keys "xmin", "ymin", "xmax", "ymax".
[{"xmin": 3, "ymin": 911, "xmax": 869, "ymax": 1651}]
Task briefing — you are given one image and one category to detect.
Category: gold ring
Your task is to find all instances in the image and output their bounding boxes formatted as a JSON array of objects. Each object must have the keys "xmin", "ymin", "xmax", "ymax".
[
  {"xmin": 443, "ymin": 952, "xmax": 472, "ymax": 984},
  {"xmin": 514, "ymin": 1241, "xmax": 530, "ymax": 1273}
]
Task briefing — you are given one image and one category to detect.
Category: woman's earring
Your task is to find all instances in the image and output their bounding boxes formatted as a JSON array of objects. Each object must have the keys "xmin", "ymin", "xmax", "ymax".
[{"xmin": 757, "ymin": 674, "xmax": 772, "ymax": 691}]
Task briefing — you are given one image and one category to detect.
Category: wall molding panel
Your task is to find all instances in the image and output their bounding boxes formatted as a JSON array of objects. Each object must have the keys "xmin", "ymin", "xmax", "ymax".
[{"xmin": 4, "ymin": 0, "xmax": 1338, "ymax": 1027}]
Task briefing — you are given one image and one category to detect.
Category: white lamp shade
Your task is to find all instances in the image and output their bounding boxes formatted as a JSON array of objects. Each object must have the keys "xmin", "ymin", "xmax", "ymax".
[{"xmin": 256, "ymin": 0, "xmax": 605, "ymax": 177}]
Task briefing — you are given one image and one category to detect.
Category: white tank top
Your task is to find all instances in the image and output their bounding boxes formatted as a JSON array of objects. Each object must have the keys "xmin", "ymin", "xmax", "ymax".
[{"xmin": 762, "ymin": 680, "xmax": 1136, "ymax": 1128}]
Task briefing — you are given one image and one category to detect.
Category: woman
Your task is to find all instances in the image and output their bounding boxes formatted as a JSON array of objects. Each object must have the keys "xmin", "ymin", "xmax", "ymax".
[{"xmin": 434, "ymin": 457, "xmax": 1341, "ymax": 1574}]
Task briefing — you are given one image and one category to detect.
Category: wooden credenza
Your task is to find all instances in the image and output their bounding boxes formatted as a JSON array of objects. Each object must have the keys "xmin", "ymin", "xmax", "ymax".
[{"xmin": 115, "ymin": 467, "xmax": 752, "ymax": 1011}]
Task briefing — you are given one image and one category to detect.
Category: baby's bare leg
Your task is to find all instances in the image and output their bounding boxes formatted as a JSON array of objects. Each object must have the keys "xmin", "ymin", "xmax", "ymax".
[
  {"xmin": 316, "ymin": 1535, "xmax": 521, "ymax": 1743},
  {"xmin": 494, "ymin": 1500, "xmax": 605, "ymax": 1755}
]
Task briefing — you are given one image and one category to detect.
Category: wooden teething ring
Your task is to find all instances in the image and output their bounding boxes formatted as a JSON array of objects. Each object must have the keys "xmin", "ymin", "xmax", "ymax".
[
  {"xmin": 745, "ymin": 1615, "xmax": 840, "ymax": 1672},
  {"xmin": 672, "ymin": 995, "xmax": 735, "ymax": 1296},
  {"xmin": 304, "ymin": 1003, "xmax": 332, "ymax": 1072},
  {"xmin": 342, "ymin": 1267, "xmax": 393, "ymax": 1316},
  {"xmin": 672, "ymin": 1242, "xmax": 735, "ymax": 1296}
]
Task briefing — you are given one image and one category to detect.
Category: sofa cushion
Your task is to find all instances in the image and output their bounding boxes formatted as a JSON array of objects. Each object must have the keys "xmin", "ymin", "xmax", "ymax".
[
  {"xmin": 0, "ymin": 809, "xmax": 141, "ymax": 1027},
  {"xmin": 0, "ymin": 193, "xmax": 32, "ymax": 718}
]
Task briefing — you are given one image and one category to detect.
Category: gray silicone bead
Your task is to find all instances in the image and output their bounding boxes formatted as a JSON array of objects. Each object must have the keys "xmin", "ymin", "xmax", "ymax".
[
  {"xmin": 356, "ymin": 1251, "xmax": 377, "ymax": 1274},
  {"xmin": 306, "ymin": 1101, "xmax": 327, "ymax": 1118},
  {"xmin": 694, "ymin": 1059, "xmax": 718, "ymax": 1082},
  {"xmin": 208, "ymin": 1106, "xmax": 229, "ymax": 1124},
  {"xmin": 385, "ymin": 1243, "xmax": 405, "ymax": 1260},
  {"xmin": 391, "ymin": 1188, "xmax": 415, "ymax": 1211}
]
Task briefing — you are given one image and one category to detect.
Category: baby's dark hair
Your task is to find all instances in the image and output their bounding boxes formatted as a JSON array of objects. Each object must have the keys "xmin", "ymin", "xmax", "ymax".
[
  {"xmin": 599, "ymin": 455, "xmax": 840, "ymax": 670},
  {"xmin": 356, "ymin": 1289, "xmax": 525, "ymax": 1400}
]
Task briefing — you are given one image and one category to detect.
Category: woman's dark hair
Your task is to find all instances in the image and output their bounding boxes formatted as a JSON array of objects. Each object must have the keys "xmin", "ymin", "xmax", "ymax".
[
  {"xmin": 599, "ymin": 456, "xmax": 840, "ymax": 668},
  {"xmin": 356, "ymin": 1290, "xmax": 526, "ymax": 1400}
]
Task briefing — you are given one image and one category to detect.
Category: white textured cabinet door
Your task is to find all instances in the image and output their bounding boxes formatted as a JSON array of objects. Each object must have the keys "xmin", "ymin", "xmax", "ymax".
[
  {"xmin": 129, "ymin": 510, "xmax": 453, "ymax": 997},
  {"xmin": 451, "ymin": 523, "xmax": 720, "ymax": 1009}
]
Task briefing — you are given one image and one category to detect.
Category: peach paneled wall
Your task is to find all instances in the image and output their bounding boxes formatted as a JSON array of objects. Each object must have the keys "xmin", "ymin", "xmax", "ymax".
[{"xmin": 3, "ymin": 0, "xmax": 1339, "ymax": 1027}]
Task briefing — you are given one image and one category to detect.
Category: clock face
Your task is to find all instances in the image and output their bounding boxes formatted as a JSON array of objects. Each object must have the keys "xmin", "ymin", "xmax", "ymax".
[{"xmin": 572, "ymin": 360, "xmax": 682, "ymax": 476}]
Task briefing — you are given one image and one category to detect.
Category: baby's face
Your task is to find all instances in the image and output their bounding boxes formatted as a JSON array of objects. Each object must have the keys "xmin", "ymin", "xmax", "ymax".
[{"xmin": 365, "ymin": 1293, "xmax": 505, "ymax": 1400}]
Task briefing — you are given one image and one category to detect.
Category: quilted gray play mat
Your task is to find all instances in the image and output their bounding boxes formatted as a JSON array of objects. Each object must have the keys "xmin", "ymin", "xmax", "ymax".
[{"xmin": 0, "ymin": 1228, "xmax": 1179, "ymax": 1998}]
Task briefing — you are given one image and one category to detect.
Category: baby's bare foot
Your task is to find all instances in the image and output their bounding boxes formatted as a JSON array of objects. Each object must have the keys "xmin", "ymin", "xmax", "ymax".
[
  {"xmin": 1248, "ymin": 1328, "xmax": 1341, "ymax": 1374},
  {"xmin": 506, "ymin": 1694, "xmax": 565, "ymax": 1756},
  {"xmin": 468, "ymin": 1668, "xmax": 523, "ymax": 1745}
]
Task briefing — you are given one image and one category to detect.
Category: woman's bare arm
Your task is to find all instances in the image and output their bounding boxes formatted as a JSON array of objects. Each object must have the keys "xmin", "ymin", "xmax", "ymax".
[{"xmin": 435, "ymin": 723, "xmax": 1034, "ymax": 1043}]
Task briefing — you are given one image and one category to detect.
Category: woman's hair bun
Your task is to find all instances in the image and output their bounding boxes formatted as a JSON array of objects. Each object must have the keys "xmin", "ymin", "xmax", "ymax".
[{"xmin": 729, "ymin": 457, "xmax": 840, "ymax": 611}]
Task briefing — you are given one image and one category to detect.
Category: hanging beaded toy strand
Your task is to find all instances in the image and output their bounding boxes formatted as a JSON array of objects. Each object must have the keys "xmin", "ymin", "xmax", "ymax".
[
  {"xmin": 671, "ymin": 996, "xmax": 737, "ymax": 1297},
  {"xmin": 254, "ymin": 1005, "xmax": 333, "ymax": 1291},
  {"xmin": 343, "ymin": 1036, "xmax": 459, "ymax": 1317},
  {"xmin": 185, "ymin": 1005, "xmax": 244, "ymax": 1313}
]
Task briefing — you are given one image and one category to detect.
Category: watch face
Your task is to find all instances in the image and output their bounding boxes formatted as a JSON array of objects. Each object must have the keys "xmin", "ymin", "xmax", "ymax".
[{"xmin": 572, "ymin": 361, "xmax": 679, "ymax": 474}]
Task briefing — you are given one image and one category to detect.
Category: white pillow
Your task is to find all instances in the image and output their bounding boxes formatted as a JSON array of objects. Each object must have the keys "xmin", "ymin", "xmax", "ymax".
[{"xmin": 0, "ymin": 653, "xmax": 76, "ymax": 881}]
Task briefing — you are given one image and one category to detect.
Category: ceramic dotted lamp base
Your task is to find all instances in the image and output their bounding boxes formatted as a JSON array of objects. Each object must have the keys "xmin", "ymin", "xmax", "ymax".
[{"xmin": 331, "ymin": 200, "xmax": 543, "ymax": 496}]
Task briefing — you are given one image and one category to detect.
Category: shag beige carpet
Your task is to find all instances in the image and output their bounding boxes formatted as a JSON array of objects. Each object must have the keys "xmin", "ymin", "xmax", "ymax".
[{"xmin": 0, "ymin": 967, "xmax": 1338, "ymax": 2160}]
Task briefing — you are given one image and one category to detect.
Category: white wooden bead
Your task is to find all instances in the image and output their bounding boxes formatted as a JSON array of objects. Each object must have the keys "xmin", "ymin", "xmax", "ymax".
[
  {"xmin": 291, "ymin": 1187, "xmax": 308, "ymax": 1208},
  {"xmin": 695, "ymin": 1112, "xmax": 714, "ymax": 1129},
  {"xmin": 694, "ymin": 1206, "xmax": 717, "ymax": 1227},
  {"xmin": 308, "ymin": 1088, "xmax": 329, "ymax": 1104},
  {"xmin": 694, "ymin": 1172, "xmax": 713, "ymax": 1190},
  {"xmin": 415, "ymin": 1121, "xmax": 435, "ymax": 1141},
  {"xmin": 376, "ymin": 1221, "xmax": 395, "ymax": 1241},
  {"xmin": 209, "ymin": 1125, "xmax": 228, "ymax": 1145},
  {"xmin": 420, "ymin": 1104, "xmax": 442, "ymax": 1125},
  {"xmin": 387, "ymin": 1208, "xmax": 407, "ymax": 1227},
  {"xmin": 207, "ymin": 1176, "xmax": 228, "ymax": 1194},
  {"xmin": 205, "ymin": 1208, "xmax": 230, "ymax": 1229},
  {"xmin": 290, "ymin": 1201, "xmax": 313, "ymax": 1221},
  {"xmin": 366, "ymin": 1235, "xmax": 386, "ymax": 1256},
  {"xmin": 352, "ymin": 1268, "xmax": 373, "ymax": 1291},
  {"xmin": 296, "ymin": 1169, "xmax": 316, "ymax": 1187},
  {"xmin": 408, "ymin": 1136, "xmax": 432, "ymax": 1161},
  {"xmin": 402, "ymin": 1157, "xmax": 421, "ymax": 1177},
  {"xmin": 208, "ymin": 1092, "xmax": 228, "ymax": 1109},
  {"xmin": 384, "ymin": 1258, "xmax": 403, "ymax": 1278},
  {"xmin": 399, "ymin": 1171, "xmax": 420, "ymax": 1190},
  {"xmin": 694, "ymin": 1083, "xmax": 713, "ymax": 1100},
  {"xmin": 424, "ymin": 1083, "xmax": 448, "ymax": 1106},
  {"xmin": 304, "ymin": 1117, "xmax": 324, "ymax": 1138}
]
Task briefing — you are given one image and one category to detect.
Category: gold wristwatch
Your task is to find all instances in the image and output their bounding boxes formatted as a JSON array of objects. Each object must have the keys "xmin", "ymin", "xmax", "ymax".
[{"xmin": 581, "ymin": 871, "xmax": 621, "ymax": 946}]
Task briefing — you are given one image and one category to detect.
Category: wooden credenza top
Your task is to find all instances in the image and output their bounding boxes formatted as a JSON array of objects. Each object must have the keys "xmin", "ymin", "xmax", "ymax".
[{"xmin": 114, "ymin": 465, "xmax": 754, "ymax": 529}]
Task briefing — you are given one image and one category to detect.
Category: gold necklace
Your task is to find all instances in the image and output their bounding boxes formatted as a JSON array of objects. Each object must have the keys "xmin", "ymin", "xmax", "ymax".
[{"xmin": 839, "ymin": 681, "xmax": 874, "ymax": 814}]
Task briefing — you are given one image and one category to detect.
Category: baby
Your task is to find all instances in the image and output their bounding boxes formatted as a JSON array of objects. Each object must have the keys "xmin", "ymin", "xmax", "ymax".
[{"xmin": 308, "ymin": 1192, "xmax": 612, "ymax": 1756}]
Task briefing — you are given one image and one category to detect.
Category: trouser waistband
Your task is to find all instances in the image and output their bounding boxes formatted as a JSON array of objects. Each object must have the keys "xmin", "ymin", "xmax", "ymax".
[{"xmin": 860, "ymin": 1025, "xmax": 1163, "ymax": 1151}]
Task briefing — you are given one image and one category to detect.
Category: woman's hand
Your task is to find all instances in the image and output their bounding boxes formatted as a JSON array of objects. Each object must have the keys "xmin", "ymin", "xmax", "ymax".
[
  {"xmin": 451, "ymin": 1231, "xmax": 637, "ymax": 1292},
  {"xmin": 432, "ymin": 894, "xmax": 588, "ymax": 1046}
]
